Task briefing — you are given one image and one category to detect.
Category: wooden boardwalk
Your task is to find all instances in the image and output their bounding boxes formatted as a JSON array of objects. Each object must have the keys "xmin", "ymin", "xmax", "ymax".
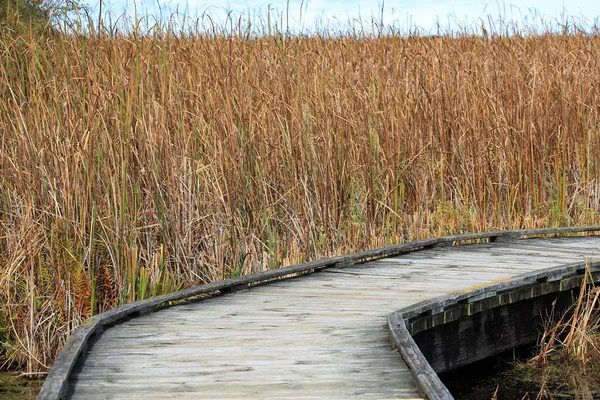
[
  {"xmin": 37, "ymin": 229, "xmax": 600, "ymax": 399},
  {"xmin": 55, "ymin": 234, "xmax": 600, "ymax": 399}
]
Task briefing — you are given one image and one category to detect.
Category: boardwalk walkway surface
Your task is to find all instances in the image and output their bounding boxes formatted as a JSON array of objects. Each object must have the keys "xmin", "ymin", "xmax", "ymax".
[{"xmin": 54, "ymin": 234, "xmax": 600, "ymax": 399}]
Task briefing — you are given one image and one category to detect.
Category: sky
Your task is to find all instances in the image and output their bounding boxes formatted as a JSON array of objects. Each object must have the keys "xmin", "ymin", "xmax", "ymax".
[{"xmin": 82, "ymin": 0, "xmax": 600, "ymax": 33}]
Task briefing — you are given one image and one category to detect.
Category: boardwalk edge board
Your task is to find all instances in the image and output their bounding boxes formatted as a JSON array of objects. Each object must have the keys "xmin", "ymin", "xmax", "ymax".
[
  {"xmin": 37, "ymin": 225, "xmax": 600, "ymax": 400},
  {"xmin": 388, "ymin": 259, "xmax": 600, "ymax": 400},
  {"xmin": 387, "ymin": 313, "xmax": 454, "ymax": 400}
]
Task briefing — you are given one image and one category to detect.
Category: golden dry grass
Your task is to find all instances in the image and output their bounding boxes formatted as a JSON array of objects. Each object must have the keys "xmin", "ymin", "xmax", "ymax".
[{"xmin": 1, "ymin": 20, "xmax": 600, "ymax": 374}]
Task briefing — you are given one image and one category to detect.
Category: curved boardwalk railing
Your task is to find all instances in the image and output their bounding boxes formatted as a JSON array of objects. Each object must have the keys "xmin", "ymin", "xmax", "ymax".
[
  {"xmin": 38, "ymin": 226, "xmax": 600, "ymax": 399},
  {"xmin": 388, "ymin": 258, "xmax": 600, "ymax": 400}
]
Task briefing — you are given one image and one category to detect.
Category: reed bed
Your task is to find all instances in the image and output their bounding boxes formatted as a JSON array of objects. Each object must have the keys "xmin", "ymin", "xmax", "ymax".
[{"xmin": 1, "ymin": 17, "xmax": 600, "ymax": 374}]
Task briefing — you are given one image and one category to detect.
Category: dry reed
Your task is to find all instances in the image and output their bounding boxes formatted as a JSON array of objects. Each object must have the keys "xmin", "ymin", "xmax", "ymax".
[
  {"xmin": 527, "ymin": 265, "xmax": 600, "ymax": 399},
  {"xmin": 1, "ymin": 17, "xmax": 600, "ymax": 374}
]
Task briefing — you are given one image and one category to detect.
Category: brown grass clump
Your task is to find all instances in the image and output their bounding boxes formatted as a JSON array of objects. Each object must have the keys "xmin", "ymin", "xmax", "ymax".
[
  {"xmin": 519, "ymin": 268, "xmax": 600, "ymax": 399},
  {"xmin": 1, "ymin": 18, "xmax": 600, "ymax": 374}
]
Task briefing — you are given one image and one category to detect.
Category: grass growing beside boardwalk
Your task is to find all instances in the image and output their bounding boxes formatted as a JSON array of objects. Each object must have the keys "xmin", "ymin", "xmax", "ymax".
[
  {"xmin": 507, "ymin": 269, "xmax": 600, "ymax": 399},
  {"xmin": 1, "ymin": 16, "xmax": 600, "ymax": 375}
]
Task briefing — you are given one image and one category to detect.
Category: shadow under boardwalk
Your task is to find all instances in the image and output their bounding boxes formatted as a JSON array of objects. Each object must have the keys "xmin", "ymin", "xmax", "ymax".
[{"xmin": 67, "ymin": 236, "xmax": 600, "ymax": 399}]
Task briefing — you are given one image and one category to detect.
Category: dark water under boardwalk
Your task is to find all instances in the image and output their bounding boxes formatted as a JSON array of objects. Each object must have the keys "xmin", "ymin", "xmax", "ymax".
[
  {"xmin": 442, "ymin": 338, "xmax": 600, "ymax": 400},
  {"xmin": 440, "ymin": 345, "xmax": 543, "ymax": 400}
]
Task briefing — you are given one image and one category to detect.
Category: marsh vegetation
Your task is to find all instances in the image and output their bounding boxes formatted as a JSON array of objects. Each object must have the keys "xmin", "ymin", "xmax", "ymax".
[
  {"xmin": 445, "ymin": 277, "xmax": 600, "ymax": 399},
  {"xmin": 515, "ymin": 278, "xmax": 600, "ymax": 399},
  {"xmin": 1, "ymin": 9, "xmax": 600, "ymax": 382},
  {"xmin": 0, "ymin": 372, "xmax": 43, "ymax": 399}
]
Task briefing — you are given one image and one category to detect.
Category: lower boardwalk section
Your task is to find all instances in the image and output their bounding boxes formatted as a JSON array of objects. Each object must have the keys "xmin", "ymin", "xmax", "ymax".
[{"xmin": 68, "ymin": 236, "xmax": 600, "ymax": 399}]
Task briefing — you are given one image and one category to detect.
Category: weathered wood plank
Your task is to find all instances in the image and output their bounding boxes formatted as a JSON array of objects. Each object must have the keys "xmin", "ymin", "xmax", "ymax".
[{"xmin": 388, "ymin": 313, "xmax": 453, "ymax": 400}]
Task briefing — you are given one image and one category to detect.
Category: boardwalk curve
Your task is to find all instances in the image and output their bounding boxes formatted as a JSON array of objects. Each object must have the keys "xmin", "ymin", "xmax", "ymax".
[{"xmin": 38, "ymin": 227, "xmax": 600, "ymax": 399}]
